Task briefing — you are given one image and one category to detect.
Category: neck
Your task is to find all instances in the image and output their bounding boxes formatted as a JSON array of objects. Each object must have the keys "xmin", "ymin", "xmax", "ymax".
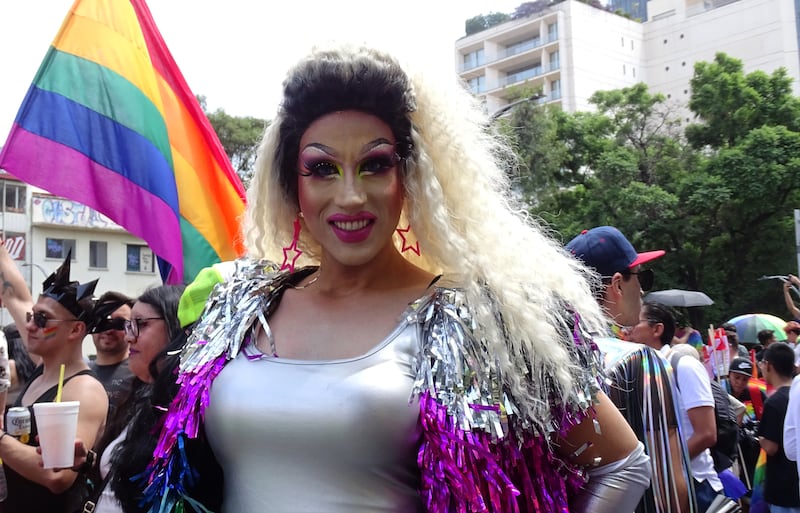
[
  {"xmin": 314, "ymin": 246, "xmax": 431, "ymax": 295},
  {"xmin": 770, "ymin": 376, "xmax": 794, "ymax": 388},
  {"xmin": 94, "ymin": 350, "xmax": 128, "ymax": 366},
  {"xmin": 646, "ymin": 340, "xmax": 665, "ymax": 351},
  {"xmin": 40, "ymin": 356, "xmax": 88, "ymax": 381}
]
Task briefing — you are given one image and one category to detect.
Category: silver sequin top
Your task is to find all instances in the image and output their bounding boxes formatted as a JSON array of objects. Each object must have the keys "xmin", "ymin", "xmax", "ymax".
[{"xmin": 203, "ymin": 320, "xmax": 425, "ymax": 513}]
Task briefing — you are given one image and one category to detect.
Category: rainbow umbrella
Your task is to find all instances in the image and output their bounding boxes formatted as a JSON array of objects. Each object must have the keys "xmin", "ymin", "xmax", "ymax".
[{"xmin": 726, "ymin": 313, "xmax": 788, "ymax": 345}]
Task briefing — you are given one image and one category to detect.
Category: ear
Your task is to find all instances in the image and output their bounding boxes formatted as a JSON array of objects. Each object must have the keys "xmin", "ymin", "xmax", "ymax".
[
  {"xmin": 69, "ymin": 320, "xmax": 88, "ymax": 342},
  {"xmin": 608, "ymin": 272, "xmax": 625, "ymax": 299},
  {"xmin": 652, "ymin": 322, "xmax": 665, "ymax": 338}
]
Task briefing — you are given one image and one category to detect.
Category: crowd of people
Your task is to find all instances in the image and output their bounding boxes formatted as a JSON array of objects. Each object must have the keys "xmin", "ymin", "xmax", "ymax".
[{"xmin": 0, "ymin": 43, "xmax": 797, "ymax": 513}]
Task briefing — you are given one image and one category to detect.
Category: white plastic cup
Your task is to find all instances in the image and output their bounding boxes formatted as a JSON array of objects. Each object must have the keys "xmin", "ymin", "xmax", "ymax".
[{"xmin": 32, "ymin": 401, "xmax": 79, "ymax": 469}]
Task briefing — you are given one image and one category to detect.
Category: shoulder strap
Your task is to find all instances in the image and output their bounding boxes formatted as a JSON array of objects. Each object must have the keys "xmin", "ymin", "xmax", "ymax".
[{"xmin": 748, "ymin": 384, "xmax": 764, "ymax": 420}]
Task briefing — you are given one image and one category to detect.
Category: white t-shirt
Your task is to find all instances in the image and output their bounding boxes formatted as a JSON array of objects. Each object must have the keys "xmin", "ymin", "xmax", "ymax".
[
  {"xmin": 784, "ymin": 375, "xmax": 800, "ymax": 497},
  {"xmin": 661, "ymin": 346, "xmax": 723, "ymax": 491},
  {"xmin": 94, "ymin": 426, "xmax": 128, "ymax": 513}
]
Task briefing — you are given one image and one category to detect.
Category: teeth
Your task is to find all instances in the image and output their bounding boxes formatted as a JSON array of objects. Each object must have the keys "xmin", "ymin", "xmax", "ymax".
[{"xmin": 333, "ymin": 219, "xmax": 369, "ymax": 231}]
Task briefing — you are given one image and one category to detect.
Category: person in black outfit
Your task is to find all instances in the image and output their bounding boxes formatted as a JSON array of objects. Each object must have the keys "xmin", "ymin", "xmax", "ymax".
[
  {"xmin": 88, "ymin": 291, "xmax": 135, "ymax": 418},
  {"xmin": 0, "ymin": 251, "xmax": 109, "ymax": 513},
  {"xmin": 758, "ymin": 342, "xmax": 800, "ymax": 511}
]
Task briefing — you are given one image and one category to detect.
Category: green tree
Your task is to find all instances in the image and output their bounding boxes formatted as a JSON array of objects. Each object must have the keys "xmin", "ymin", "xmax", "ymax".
[
  {"xmin": 503, "ymin": 94, "xmax": 569, "ymax": 201},
  {"xmin": 197, "ymin": 95, "xmax": 266, "ymax": 187},
  {"xmin": 464, "ymin": 12, "xmax": 511, "ymax": 35},
  {"xmin": 687, "ymin": 53, "xmax": 800, "ymax": 148},
  {"xmin": 511, "ymin": 76, "xmax": 800, "ymax": 326}
]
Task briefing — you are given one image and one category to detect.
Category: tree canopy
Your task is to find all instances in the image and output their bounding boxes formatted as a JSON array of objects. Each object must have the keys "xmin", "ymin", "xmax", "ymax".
[
  {"xmin": 506, "ymin": 53, "xmax": 800, "ymax": 327},
  {"xmin": 198, "ymin": 95, "xmax": 266, "ymax": 187}
]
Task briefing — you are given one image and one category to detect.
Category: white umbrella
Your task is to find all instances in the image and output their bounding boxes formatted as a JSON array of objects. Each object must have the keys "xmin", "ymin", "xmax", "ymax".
[{"xmin": 644, "ymin": 289, "xmax": 714, "ymax": 307}]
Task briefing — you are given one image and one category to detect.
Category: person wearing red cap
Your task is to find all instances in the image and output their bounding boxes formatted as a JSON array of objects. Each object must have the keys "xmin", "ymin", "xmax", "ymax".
[
  {"xmin": 566, "ymin": 226, "xmax": 665, "ymax": 329},
  {"xmin": 567, "ymin": 226, "xmax": 694, "ymax": 513}
]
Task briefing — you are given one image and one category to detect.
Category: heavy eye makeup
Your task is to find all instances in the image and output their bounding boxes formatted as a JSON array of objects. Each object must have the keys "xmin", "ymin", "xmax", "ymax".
[{"xmin": 298, "ymin": 146, "xmax": 398, "ymax": 179}]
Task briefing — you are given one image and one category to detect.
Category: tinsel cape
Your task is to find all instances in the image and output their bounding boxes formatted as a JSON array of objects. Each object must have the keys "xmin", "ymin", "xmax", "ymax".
[
  {"xmin": 143, "ymin": 259, "xmax": 605, "ymax": 513},
  {"xmin": 598, "ymin": 337, "xmax": 697, "ymax": 513}
]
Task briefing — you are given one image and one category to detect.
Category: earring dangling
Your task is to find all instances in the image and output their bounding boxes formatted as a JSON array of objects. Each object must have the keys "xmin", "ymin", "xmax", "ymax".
[
  {"xmin": 396, "ymin": 224, "xmax": 420, "ymax": 256},
  {"xmin": 281, "ymin": 216, "xmax": 304, "ymax": 272}
]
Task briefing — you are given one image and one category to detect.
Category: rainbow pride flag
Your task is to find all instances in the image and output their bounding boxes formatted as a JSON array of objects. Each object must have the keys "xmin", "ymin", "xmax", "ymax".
[
  {"xmin": 750, "ymin": 449, "xmax": 768, "ymax": 513},
  {"xmin": 0, "ymin": 0, "xmax": 246, "ymax": 284}
]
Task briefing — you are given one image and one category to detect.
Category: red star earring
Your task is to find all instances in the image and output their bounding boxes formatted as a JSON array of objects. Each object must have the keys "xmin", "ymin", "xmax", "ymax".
[
  {"xmin": 281, "ymin": 216, "xmax": 304, "ymax": 272},
  {"xmin": 396, "ymin": 224, "xmax": 420, "ymax": 256}
]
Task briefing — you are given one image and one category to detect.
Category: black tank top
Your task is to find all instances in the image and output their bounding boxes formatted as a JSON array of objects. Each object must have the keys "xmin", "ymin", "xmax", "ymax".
[{"xmin": 1, "ymin": 366, "xmax": 96, "ymax": 513}]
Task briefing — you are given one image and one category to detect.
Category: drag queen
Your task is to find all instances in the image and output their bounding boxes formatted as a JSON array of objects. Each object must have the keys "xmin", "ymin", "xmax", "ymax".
[{"xmin": 146, "ymin": 45, "xmax": 650, "ymax": 513}]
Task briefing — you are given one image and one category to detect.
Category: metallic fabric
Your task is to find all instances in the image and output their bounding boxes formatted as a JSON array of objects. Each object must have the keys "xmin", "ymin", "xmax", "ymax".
[{"xmin": 146, "ymin": 259, "xmax": 615, "ymax": 513}]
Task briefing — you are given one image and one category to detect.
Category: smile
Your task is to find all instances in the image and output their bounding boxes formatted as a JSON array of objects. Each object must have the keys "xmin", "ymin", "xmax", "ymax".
[
  {"xmin": 327, "ymin": 214, "xmax": 375, "ymax": 243},
  {"xmin": 332, "ymin": 219, "xmax": 371, "ymax": 231}
]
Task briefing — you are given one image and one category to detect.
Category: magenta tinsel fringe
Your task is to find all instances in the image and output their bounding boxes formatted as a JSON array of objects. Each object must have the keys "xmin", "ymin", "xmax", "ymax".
[
  {"xmin": 418, "ymin": 393, "xmax": 587, "ymax": 513},
  {"xmin": 153, "ymin": 353, "xmax": 226, "ymax": 459}
]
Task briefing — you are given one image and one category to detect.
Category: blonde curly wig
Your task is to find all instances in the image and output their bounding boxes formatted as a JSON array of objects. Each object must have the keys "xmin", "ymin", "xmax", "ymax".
[{"xmin": 243, "ymin": 44, "xmax": 607, "ymax": 418}]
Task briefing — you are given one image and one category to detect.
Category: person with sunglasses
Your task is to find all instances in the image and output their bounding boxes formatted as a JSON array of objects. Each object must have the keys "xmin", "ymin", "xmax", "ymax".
[
  {"xmin": 88, "ymin": 291, "xmax": 135, "ymax": 421},
  {"xmin": 567, "ymin": 226, "xmax": 695, "ymax": 513},
  {"xmin": 60, "ymin": 284, "xmax": 224, "ymax": 513},
  {"xmin": 0, "ymin": 251, "xmax": 109, "ymax": 513}
]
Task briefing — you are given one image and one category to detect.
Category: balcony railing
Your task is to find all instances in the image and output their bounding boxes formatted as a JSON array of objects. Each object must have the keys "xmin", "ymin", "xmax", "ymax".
[
  {"xmin": 502, "ymin": 61, "xmax": 559, "ymax": 86},
  {"xmin": 458, "ymin": 26, "xmax": 560, "ymax": 76},
  {"xmin": 502, "ymin": 38, "xmax": 541, "ymax": 58},
  {"xmin": 460, "ymin": 59, "xmax": 485, "ymax": 72}
]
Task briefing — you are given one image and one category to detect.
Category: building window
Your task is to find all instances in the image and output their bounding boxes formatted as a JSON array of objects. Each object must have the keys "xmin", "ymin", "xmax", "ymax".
[
  {"xmin": 126, "ymin": 245, "xmax": 154, "ymax": 273},
  {"xmin": 1, "ymin": 183, "xmax": 25, "ymax": 213},
  {"xmin": 462, "ymin": 48, "xmax": 485, "ymax": 70},
  {"xmin": 548, "ymin": 23, "xmax": 558, "ymax": 41},
  {"xmin": 468, "ymin": 75, "xmax": 486, "ymax": 94},
  {"xmin": 550, "ymin": 79, "xmax": 561, "ymax": 99},
  {"xmin": 633, "ymin": 67, "xmax": 636, "ymax": 77},
  {"xmin": 623, "ymin": 64, "xmax": 627, "ymax": 75},
  {"xmin": 46, "ymin": 238, "xmax": 76, "ymax": 260},
  {"xmin": 631, "ymin": 40, "xmax": 634, "ymax": 50},
  {"xmin": 89, "ymin": 241, "xmax": 107, "ymax": 269},
  {"xmin": 549, "ymin": 50, "xmax": 560, "ymax": 70},
  {"xmin": 621, "ymin": 36, "xmax": 625, "ymax": 46}
]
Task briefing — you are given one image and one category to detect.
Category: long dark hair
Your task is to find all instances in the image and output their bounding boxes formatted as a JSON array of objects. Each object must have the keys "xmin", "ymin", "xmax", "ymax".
[
  {"xmin": 107, "ymin": 286, "xmax": 222, "ymax": 513},
  {"xmin": 89, "ymin": 285, "xmax": 182, "ymax": 512}
]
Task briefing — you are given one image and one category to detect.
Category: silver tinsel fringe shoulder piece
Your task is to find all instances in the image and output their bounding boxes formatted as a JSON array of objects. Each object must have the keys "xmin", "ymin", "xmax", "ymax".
[{"xmin": 146, "ymin": 259, "xmax": 606, "ymax": 513}]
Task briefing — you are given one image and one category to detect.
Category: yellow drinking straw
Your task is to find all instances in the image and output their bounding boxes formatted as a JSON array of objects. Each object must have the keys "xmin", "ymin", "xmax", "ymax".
[{"xmin": 55, "ymin": 363, "xmax": 65, "ymax": 402}]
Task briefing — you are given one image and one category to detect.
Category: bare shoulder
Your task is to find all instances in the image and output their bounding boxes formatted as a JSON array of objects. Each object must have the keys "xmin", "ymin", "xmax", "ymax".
[{"xmin": 63, "ymin": 372, "xmax": 109, "ymax": 404}]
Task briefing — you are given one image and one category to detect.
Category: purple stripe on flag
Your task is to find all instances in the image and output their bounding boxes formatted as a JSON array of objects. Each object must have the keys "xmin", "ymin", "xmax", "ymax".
[{"xmin": 1, "ymin": 126, "xmax": 183, "ymax": 277}]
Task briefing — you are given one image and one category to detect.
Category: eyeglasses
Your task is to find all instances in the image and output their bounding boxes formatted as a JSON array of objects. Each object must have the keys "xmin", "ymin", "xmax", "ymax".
[
  {"xmin": 26, "ymin": 311, "xmax": 78, "ymax": 329},
  {"xmin": 623, "ymin": 268, "xmax": 655, "ymax": 292},
  {"xmin": 94, "ymin": 317, "xmax": 127, "ymax": 333},
  {"xmin": 124, "ymin": 317, "xmax": 164, "ymax": 337}
]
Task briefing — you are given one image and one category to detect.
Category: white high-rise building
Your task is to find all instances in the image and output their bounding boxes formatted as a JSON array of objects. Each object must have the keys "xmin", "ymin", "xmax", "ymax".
[{"xmin": 457, "ymin": 0, "xmax": 800, "ymax": 116}]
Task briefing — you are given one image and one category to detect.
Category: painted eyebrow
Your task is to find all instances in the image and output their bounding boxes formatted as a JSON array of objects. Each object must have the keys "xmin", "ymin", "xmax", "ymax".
[{"xmin": 300, "ymin": 138, "xmax": 395, "ymax": 157}]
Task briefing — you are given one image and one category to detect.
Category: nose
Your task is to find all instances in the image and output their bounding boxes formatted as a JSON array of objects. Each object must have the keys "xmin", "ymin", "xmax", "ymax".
[{"xmin": 335, "ymin": 170, "xmax": 367, "ymax": 208}]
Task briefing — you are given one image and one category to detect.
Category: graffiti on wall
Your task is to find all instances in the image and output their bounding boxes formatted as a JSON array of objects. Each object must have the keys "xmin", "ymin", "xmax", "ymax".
[
  {"xmin": 2, "ymin": 233, "xmax": 25, "ymax": 260},
  {"xmin": 32, "ymin": 196, "xmax": 119, "ymax": 230}
]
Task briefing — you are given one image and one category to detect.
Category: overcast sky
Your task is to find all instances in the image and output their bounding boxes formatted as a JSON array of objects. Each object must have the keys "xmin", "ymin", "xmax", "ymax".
[{"xmin": 0, "ymin": 0, "xmax": 520, "ymax": 137}]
